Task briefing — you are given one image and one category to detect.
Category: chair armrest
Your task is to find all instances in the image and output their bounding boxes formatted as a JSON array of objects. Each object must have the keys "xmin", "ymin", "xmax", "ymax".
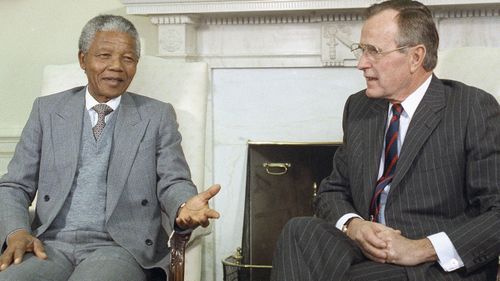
[{"xmin": 169, "ymin": 231, "xmax": 191, "ymax": 281}]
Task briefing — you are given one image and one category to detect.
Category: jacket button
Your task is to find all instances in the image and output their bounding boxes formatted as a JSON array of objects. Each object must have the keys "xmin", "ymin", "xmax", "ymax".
[
  {"xmin": 43, "ymin": 195, "xmax": 50, "ymax": 202},
  {"xmin": 141, "ymin": 199, "xmax": 148, "ymax": 206},
  {"xmin": 145, "ymin": 239, "xmax": 153, "ymax": 246}
]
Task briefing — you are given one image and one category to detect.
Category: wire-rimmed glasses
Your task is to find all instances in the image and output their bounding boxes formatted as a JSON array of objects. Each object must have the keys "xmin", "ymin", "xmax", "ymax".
[{"xmin": 350, "ymin": 43, "xmax": 410, "ymax": 60}]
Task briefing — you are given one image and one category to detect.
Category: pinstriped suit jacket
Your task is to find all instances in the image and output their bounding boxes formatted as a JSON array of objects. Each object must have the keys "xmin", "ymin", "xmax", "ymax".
[
  {"xmin": 0, "ymin": 87, "xmax": 197, "ymax": 272},
  {"xmin": 315, "ymin": 75, "xmax": 500, "ymax": 280}
]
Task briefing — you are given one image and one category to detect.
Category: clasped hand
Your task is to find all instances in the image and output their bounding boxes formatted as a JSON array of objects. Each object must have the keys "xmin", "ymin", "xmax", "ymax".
[
  {"xmin": 175, "ymin": 184, "xmax": 221, "ymax": 229},
  {"xmin": 345, "ymin": 218, "xmax": 436, "ymax": 266}
]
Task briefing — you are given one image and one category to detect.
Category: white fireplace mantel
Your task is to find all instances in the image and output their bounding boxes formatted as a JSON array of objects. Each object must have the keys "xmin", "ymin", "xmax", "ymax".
[
  {"xmin": 122, "ymin": 0, "xmax": 500, "ymax": 14},
  {"xmin": 123, "ymin": 0, "xmax": 500, "ymax": 67}
]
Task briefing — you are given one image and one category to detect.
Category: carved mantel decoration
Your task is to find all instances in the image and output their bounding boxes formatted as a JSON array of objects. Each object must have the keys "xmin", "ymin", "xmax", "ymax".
[{"xmin": 122, "ymin": 0, "xmax": 500, "ymax": 67}]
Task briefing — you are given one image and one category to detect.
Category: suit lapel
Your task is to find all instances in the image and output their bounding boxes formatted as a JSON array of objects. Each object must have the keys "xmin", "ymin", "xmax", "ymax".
[
  {"xmin": 362, "ymin": 98, "xmax": 388, "ymax": 213},
  {"xmin": 52, "ymin": 89, "xmax": 85, "ymax": 209},
  {"xmin": 390, "ymin": 76, "xmax": 446, "ymax": 197},
  {"xmin": 106, "ymin": 93, "xmax": 149, "ymax": 220}
]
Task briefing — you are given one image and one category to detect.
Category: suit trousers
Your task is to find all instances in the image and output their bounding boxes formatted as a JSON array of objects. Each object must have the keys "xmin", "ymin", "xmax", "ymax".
[
  {"xmin": 0, "ymin": 230, "xmax": 148, "ymax": 281},
  {"xmin": 270, "ymin": 217, "xmax": 408, "ymax": 281}
]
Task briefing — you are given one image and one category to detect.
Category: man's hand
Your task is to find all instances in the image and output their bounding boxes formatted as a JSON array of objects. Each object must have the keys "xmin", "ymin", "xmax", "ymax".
[
  {"xmin": 0, "ymin": 229, "xmax": 47, "ymax": 271},
  {"xmin": 345, "ymin": 218, "xmax": 400, "ymax": 263},
  {"xmin": 377, "ymin": 230, "xmax": 437, "ymax": 266},
  {"xmin": 175, "ymin": 184, "xmax": 221, "ymax": 229}
]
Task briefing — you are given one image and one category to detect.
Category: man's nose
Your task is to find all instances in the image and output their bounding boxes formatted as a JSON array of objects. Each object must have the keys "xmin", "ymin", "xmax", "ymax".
[
  {"xmin": 108, "ymin": 56, "xmax": 123, "ymax": 71},
  {"xmin": 356, "ymin": 53, "xmax": 371, "ymax": 70}
]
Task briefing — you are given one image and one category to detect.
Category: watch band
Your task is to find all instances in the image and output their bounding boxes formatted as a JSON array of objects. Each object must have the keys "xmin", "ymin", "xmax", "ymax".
[{"xmin": 342, "ymin": 217, "xmax": 357, "ymax": 234}]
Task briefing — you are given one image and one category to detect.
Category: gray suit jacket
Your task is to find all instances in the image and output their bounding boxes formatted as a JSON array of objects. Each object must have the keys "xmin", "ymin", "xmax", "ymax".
[
  {"xmin": 315, "ymin": 76, "xmax": 500, "ymax": 280},
  {"xmin": 0, "ymin": 86, "xmax": 197, "ymax": 271}
]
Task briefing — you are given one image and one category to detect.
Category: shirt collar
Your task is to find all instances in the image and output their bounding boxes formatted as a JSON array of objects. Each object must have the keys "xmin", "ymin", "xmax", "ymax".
[
  {"xmin": 85, "ymin": 87, "xmax": 122, "ymax": 111},
  {"xmin": 396, "ymin": 75, "xmax": 432, "ymax": 120}
]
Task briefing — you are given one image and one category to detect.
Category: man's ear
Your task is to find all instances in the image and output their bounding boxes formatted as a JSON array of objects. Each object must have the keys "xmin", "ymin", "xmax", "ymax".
[
  {"xmin": 410, "ymin": 45, "xmax": 426, "ymax": 73},
  {"xmin": 78, "ymin": 51, "xmax": 86, "ymax": 71}
]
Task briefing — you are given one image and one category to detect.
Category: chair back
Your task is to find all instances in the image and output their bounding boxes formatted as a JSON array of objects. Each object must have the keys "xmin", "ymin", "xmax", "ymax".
[{"xmin": 40, "ymin": 56, "xmax": 209, "ymax": 281}]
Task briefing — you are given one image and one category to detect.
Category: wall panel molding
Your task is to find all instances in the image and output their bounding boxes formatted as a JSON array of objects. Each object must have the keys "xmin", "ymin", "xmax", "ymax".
[{"xmin": 0, "ymin": 134, "xmax": 19, "ymax": 175}]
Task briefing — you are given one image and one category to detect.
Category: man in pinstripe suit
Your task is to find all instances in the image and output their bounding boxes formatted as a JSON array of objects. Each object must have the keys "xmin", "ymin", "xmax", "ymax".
[{"xmin": 271, "ymin": 1, "xmax": 500, "ymax": 280}]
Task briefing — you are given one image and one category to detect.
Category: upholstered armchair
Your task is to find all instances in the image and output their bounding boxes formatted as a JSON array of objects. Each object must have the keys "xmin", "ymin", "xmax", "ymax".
[{"xmin": 37, "ymin": 55, "xmax": 210, "ymax": 281}]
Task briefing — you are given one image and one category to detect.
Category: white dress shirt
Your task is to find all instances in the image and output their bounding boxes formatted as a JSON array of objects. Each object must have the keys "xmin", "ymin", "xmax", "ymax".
[
  {"xmin": 85, "ymin": 87, "xmax": 121, "ymax": 126},
  {"xmin": 335, "ymin": 75, "xmax": 464, "ymax": 272}
]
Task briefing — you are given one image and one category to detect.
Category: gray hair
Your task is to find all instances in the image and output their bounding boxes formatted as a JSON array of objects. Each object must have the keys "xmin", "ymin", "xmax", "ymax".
[
  {"xmin": 79, "ymin": 15, "xmax": 141, "ymax": 58},
  {"xmin": 366, "ymin": 0, "xmax": 439, "ymax": 71}
]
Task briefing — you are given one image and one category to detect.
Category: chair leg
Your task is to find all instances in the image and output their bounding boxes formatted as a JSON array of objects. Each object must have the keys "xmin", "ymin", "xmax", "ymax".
[{"xmin": 169, "ymin": 232, "xmax": 191, "ymax": 281}]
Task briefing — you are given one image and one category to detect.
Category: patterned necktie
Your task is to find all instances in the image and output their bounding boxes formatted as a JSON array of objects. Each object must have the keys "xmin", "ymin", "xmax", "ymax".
[
  {"xmin": 370, "ymin": 103, "xmax": 403, "ymax": 222},
  {"xmin": 92, "ymin": 104, "xmax": 113, "ymax": 140}
]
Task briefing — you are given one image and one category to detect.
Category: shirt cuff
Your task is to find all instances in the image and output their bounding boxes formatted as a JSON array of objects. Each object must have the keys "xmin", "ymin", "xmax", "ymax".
[
  {"xmin": 427, "ymin": 232, "xmax": 464, "ymax": 272},
  {"xmin": 167, "ymin": 228, "xmax": 192, "ymax": 248},
  {"xmin": 335, "ymin": 213, "xmax": 362, "ymax": 231}
]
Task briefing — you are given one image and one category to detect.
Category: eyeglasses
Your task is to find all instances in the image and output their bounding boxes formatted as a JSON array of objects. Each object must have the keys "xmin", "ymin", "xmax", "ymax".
[{"xmin": 350, "ymin": 43, "xmax": 410, "ymax": 60}]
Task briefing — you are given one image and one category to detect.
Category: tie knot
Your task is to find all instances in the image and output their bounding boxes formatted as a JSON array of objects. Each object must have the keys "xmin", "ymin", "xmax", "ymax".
[
  {"xmin": 93, "ymin": 104, "xmax": 113, "ymax": 116},
  {"xmin": 391, "ymin": 103, "xmax": 403, "ymax": 117}
]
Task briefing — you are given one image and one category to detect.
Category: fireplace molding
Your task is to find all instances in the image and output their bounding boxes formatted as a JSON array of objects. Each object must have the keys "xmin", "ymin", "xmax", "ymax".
[
  {"xmin": 122, "ymin": 0, "xmax": 500, "ymax": 15},
  {"xmin": 123, "ymin": 0, "xmax": 500, "ymax": 67},
  {"xmin": 150, "ymin": 6, "xmax": 500, "ymax": 26}
]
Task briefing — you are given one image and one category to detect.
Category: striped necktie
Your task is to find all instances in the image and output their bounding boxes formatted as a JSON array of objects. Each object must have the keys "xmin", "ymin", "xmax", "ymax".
[{"xmin": 370, "ymin": 103, "xmax": 403, "ymax": 222}]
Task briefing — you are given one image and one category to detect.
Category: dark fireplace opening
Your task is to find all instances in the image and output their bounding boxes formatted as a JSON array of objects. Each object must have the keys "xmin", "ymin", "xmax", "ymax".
[{"xmin": 223, "ymin": 142, "xmax": 340, "ymax": 281}]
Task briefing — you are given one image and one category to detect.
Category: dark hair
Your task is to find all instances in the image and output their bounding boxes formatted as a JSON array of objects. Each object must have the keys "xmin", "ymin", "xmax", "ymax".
[
  {"xmin": 366, "ymin": 0, "xmax": 439, "ymax": 71},
  {"xmin": 79, "ymin": 15, "xmax": 141, "ymax": 58}
]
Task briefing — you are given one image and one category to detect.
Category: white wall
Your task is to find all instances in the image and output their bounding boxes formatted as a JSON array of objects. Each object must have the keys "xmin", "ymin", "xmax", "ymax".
[
  {"xmin": 0, "ymin": 0, "xmax": 157, "ymax": 174},
  {"xmin": 0, "ymin": 0, "xmax": 157, "ymax": 138}
]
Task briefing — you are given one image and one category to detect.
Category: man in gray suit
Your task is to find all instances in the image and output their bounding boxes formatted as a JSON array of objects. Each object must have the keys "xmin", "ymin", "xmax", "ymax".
[
  {"xmin": 0, "ymin": 15, "xmax": 220, "ymax": 281},
  {"xmin": 271, "ymin": 1, "xmax": 500, "ymax": 280}
]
